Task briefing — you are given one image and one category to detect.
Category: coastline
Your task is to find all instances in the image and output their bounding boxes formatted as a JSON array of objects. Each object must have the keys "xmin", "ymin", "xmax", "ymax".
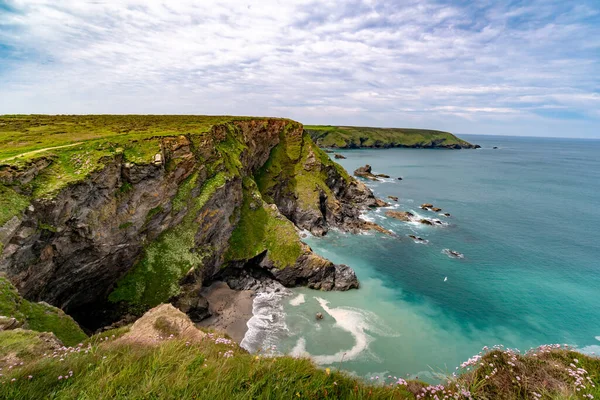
[{"xmin": 197, "ymin": 282, "xmax": 255, "ymax": 343}]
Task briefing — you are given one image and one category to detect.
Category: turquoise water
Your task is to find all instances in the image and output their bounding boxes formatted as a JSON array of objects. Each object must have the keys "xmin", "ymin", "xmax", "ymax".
[{"xmin": 245, "ymin": 135, "xmax": 600, "ymax": 381}]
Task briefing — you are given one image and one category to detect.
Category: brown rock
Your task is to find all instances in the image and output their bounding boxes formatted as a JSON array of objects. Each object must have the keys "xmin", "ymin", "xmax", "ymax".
[
  {"xmin": 117, "ymin": 304, "xmax": 206, "ymax": 345},
  {"xmin": 362, "ymin": 221, "xmax": 394, "ymax": 236},
  {"xmin": 420, "ymin": 219, "xmax": 434, "ymax": 226},
  {"xmin": 387, "ymin": 196, "xmax": 399, "ymax": 202},
  {"xmin": 354, "ymin": 165, "xmax": 379, "ymax": 181},
  {"xmin": 432, "ymin": 207, "xmax": 442, "ymax": 212},
  {"xmin": 334, "ymin": 154, "xmax": 346, "ymax": 159},
  {"xmin": 386, "ymin": 211, "xmax": 415, "ymax": 222},
  {"xmin": 375, "ymin": 174, "xmax": 390, "ymax": 178}
]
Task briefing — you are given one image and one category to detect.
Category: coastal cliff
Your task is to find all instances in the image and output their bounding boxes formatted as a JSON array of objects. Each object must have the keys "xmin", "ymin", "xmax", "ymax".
[
  {"xmin": 0, "ymin": 116, "xmax": 381, "ymax": 330},
  {"xmin": 306, "ymin": 125, "xmax": 479, "ymax": 149}
]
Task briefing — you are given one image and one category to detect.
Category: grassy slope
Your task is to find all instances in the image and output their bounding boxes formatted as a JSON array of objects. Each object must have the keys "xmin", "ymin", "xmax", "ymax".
[
  {"xmin": 1, "ymin": 326, "xmax": 599, "ymax": 400},
  {"xmin": 305, "ymin": 125, "xmax": 474, "ymax": 148},
  {"xmin": 0, "ymin": 328, "xmax": 415, "ymax": 400},
  {"xmin": 0, "ymin": 277, "xmax": 87, "ymax": 346},
  {"xmin": 0, "ymin": 115, "xmax": 269, "ymax": 224}
]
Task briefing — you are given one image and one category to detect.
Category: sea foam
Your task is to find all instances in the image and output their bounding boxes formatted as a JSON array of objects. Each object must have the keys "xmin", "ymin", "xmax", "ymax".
[
  {"xmin": 241, "ymin": 291, "xmax": 289, "ymax": 354},
  {"xmin": 289, "ymin": 294, "xmax": 306, "ymax": 306}
]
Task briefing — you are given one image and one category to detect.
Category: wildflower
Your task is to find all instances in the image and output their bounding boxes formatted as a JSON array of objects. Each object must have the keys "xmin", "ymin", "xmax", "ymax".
[
  {"xmin": 10, "ymin": 378, "xmax": 16, "ymax": 382},
  {"xmin": 28, "ymin": 375, "xmax": 33, "ymax": 380},
  {"xmin": 296, "ymin": 393, "xmax": 300, "ymax": 397},
  {"xmin": 574, "ymin": 358, "xmax": 579, "ymax": 363},
  {"xmin": 58, "ymin": 376, "xmax": 63, "ymax": 380},
  {"xmin": 516, "ymin": 376, "xmax": 521, "ymax": 381},
  {"xmin": 325, "ymin": 368, "xmax": 331, "ymax": 376},
  {"xmin": 333, "ymin": 381, "xmax": 337, "ymax": 386}
]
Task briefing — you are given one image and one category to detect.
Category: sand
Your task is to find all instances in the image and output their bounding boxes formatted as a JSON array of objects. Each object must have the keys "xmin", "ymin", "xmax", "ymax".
[{"xmin": 197, "ymin": 281, "xmax": 255, "ymax": 343}]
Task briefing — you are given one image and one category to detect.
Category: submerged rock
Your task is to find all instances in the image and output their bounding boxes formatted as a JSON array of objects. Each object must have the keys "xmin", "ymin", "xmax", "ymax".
[
  {"xmin": 334, "ymin": 154, "xmax": 346, "ymax": 159},
  {"xmin": 316, "ymin": 312, "xmax": 324, "ymax": 320},
  {"xmin": 421, "ymin": 203, "xmax": 433, "ymax": 209},
  {"xmin": 387, "ymin": 196, "xmax": 399, "ymax": 202},
  {"xmin": 443, "ymin": 249, "xmax": 465, "ymax": 259}
]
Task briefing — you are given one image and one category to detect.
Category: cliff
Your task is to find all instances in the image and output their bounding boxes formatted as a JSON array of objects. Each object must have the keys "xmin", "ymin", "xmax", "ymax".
[
  {"xmin": 306, "ymin": 125, "xmax": 479, "ymax": 149},
  {"xmin": 0, "ymin": 115, "xmax": 382, "ymax": 330}
]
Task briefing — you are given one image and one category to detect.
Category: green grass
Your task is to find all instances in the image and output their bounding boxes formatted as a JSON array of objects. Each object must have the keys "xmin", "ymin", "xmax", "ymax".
[
  {"xmin": 0, "ymin": 277, "xmax": 87, "ymax": 346},
  {"xmin": 226, "ymin": 178, "xmax": 303, "ymax": 269},
  {"xmin": 0, "ymin": 330, "xmax": 415, "ymax": 400},
  {"xmin": 0, "ymin": 185, "xmax": 29, "ymax": 226},
  {"xmin": 256, "ymin": 127, "xmax": 349, "ymax": 214},
  {"xmin": 305, "ymin": 125, "xmax": 475, "ymax": 149}
]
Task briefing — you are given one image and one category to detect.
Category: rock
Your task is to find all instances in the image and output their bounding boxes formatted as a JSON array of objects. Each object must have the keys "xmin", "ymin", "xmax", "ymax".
[
  {"xmin": 334, "ymin": 154, "xmax": 346, "ymax": 159},
  {"xmin": 354, "ymin": 165, "xmax": 379, "ymax": 181},
  {"xmin": 444, "ymin": 213, "xmax": 451, "ymax": 217},
  {"xmin": 421, "ymin": 203, "xmax": 433, "ymax": 209},
  {"xmin": 408, "ymin": 235, "xmax": 428, "ymax": 244},
  {"xmin": 397, "ymin": 177, "xmax": 403, "ymax": 181},
  {"xmin": 432, "ymin": 207, "xmax": 442, "ymax": 212},
  {"xmin": 387, "ymin": 196, "xmax": 399, "ymax": 202},
  {"xmin": 117, "ymin": 304, "xmax": 206, "ymax": 345},
  {"xmin": 362, "ymin": 221, "xmax": 395, "ymax": 236},
  {"xmin": 420, "ymin": 219, "xmax": 434, "ymax": 226},
  {"xmin": 443, "ymin": 249, "xmax": 465, "ymax": 259},
  {"xmin": 316, "ymin": 312, "xmax": 324, "ymax": 320},
  {"xmin": 493, "ymin": 147, "xmax": 498, "ymax": 149},
  {"xmin": 386, "ymin": 211, "xmax": 414, "ymax": 222},
  {"xmin": 153, "ymin": 153, "xmax": 163, "ymax": 166},
  {"xmin": 172, "ymin": 284, "xmax": 211, "ymax": 323},
  {"xmin": 375, "ymin": 174, "xmax": 390, "ymax": 178},
  {"xmin": 0, "ymin": 316, "xmax": 23, "ymax": 331},
  {"xmin": 373, "ymin": 198, "xmax": 390, "ymax": 208}
]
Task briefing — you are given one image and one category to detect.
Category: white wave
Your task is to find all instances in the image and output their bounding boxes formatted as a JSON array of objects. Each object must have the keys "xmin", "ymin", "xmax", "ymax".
[
  {"xmin": 290, "ymin": 337, "xmax": 310, "ymax": 358},
  {"xmin": 289, "ymin": 294, "xmax": 306, "ymax": 306},
  {"xmin": 580, "ymin": 345, "xmax": 600, "ymax": 355},
  {"xmin": 241, "ymin": 291, "xmax": 289, "ymax": 354},
  {"xmin": 596, "ymin": 336, "xmax": 600, "ymax": 342},
  {"xmin": 360, "ymin": 213, "xmax": 375, "ymax": 222},
  {"xmin": 309, "ymin": 297, "xmax": 398, "ymax": 365}
]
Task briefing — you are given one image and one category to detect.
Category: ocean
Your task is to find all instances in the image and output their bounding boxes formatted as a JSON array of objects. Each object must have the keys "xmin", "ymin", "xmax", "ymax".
[{"xmin": 241, "ymin": 135, "xmax": 600, "ymax": 382}]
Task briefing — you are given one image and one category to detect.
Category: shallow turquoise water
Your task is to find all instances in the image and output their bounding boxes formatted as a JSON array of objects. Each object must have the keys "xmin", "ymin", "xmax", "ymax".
[{"xmin": 244, "ymin": 135, "xmax": 600, "ymax": 381}]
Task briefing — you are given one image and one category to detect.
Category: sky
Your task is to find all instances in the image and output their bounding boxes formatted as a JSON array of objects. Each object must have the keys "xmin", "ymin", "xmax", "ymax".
[{"xmin": 0, "ymin": 0, "xmax": 599, "ymax": 138}]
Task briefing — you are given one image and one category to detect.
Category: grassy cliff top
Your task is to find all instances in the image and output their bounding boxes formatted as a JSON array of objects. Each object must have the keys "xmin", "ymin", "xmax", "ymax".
[
  {"xmin": 305, "ymin": 125, "xmax": 476, "ymax": 149},
  {"xmin": 0, "ymin": 115, "xmax": 278, "ymax": 162}
]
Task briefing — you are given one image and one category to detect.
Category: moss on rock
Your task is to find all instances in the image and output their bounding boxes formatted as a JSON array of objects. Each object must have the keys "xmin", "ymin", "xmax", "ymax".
[{"xmin": 0, "ymin": 277, "xmax": 86, "ymax": 346}]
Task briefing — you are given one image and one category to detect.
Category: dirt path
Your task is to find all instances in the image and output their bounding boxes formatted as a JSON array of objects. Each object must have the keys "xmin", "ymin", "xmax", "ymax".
[{"xmin": 1, "ymin": 142, "xmax": 83, "ymax": 162}]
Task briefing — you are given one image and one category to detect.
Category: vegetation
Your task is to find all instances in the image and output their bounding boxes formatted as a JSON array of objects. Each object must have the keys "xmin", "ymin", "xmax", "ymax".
[
  {"xmin": 0, "ymin": 277, "xmax": 87, "ymax": 346},
  {"xmin": 226, "ymin": 177, "xmax": 303, "ymax": 268},
  {"xmin": 1, "ymin": 322, "xmax": 598, "ymax": 399},
  {"xmin": 256, "ymin": 126, "xmax": 350, "ymax": 214},
  {"xmin": 305, "ymin": 125, "xmax": 475, "ymax": 149},
  {"xmin": 108, "ymin": 173, "xmax": 227, "ymax": 308},
  {"xmin": 0, "ymin": 328, "xmax": 415, "ymax": 400}
]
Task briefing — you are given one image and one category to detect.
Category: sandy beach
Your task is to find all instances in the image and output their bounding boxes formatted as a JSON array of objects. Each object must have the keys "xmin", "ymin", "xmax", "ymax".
[{"xmin": 197, "ymin": 281, "xmax": 255, "ymax": 343}]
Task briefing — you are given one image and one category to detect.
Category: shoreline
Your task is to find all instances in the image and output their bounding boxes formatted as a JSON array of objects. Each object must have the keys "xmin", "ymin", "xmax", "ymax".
[{"xmin": 197, "ymin": 281, "xmax": 255, "ymax": 343}]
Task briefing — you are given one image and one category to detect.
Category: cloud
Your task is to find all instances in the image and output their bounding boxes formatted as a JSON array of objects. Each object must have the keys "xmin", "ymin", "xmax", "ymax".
[{"xmin": 0, "ymin": 0, "xmax": 599, "ymax": 137}]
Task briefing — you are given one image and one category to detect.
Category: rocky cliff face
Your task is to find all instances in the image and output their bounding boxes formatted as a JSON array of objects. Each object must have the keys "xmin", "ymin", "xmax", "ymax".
[{"xmin": 0, "ymin": 118, "xmax": 379, "ymax": 330}]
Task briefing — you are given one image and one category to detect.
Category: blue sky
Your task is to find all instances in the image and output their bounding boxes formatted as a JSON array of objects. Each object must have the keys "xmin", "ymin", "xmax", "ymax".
[{"xmin": 0, "ymin": 0, "xmax": 599, "ymax": 138}]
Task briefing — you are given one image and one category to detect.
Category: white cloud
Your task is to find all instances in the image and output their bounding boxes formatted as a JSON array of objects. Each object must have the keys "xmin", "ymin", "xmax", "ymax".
[{"xmin": 0, "ymin": 0, "xmax": 599, "ymax": 137}]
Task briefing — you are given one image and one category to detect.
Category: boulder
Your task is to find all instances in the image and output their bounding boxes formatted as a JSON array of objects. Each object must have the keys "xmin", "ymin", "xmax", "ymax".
[
  {"xmin": 334, "ymin": 154, "xmax": 347, "ymax": 159},
  {"xmin": 0, "ymin": 316, "xmax": 23, "ymax": 331},
  {"xmin": 421, "ymin": 203, "xmax": 433, "ymax": 209},
  {"xmin": 432, "ymin": 207, "xmax": 442, "ymax": 212},
  {"xmin": 387, "ymin": 196, "xmax": 399, "ymax": 202},
  {"xmin": 373, "ymin": 198, "xmax": 390, "ymax": 207},
  {"xmin": 397, "ymin": 177, "xmax": 403, "ymax": 181},
  {"xmin": 419, "ymin": 219, "xmax": 434, "ymax": 226},
  {"xmin": 444, "ymin": 213, "xmax": 451, "ymax": 217},
  {"xmin": 117, "ymin": 304, "xmax": 206, "ymax": 345},
  {"xmin": 316, "ymin": 312, "xmax": 324, "ymax": 320},
  {"xmin": 386, "ymin": 211, "xmax": 414, "ymax": 222},
  {"xmin": 375, "ymin": 174, "xmax": 390, "ymax": 178},
  {"xmin": 354, "ymin": 165, "xmax": 379, "ymax": 181}
]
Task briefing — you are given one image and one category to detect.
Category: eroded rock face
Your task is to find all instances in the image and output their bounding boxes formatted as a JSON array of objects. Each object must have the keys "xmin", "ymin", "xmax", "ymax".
[{"xmin": 0, "ymin": 120, "xmax": 371, "ymax": 330}]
